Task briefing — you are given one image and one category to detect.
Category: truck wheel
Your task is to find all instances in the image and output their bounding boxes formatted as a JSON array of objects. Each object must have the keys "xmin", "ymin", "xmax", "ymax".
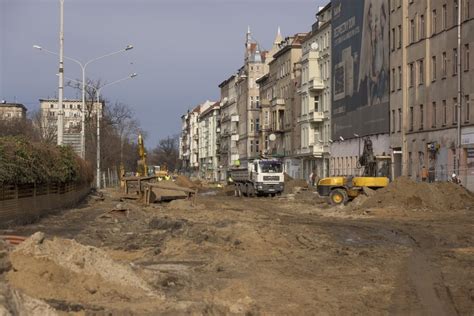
[{"xmin": 329, "ymin": 188, "xmax": 348, "ymax": 205}]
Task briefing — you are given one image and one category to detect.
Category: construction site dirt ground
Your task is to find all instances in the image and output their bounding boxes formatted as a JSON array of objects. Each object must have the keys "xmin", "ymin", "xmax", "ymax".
[{"xmin": 0, "ymin": 183, "xmax": 473, "ymax": 315}]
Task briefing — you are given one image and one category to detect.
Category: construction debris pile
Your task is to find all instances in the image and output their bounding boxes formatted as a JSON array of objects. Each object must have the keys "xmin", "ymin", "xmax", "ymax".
[{"xmin": 357, "ymin": 177, "xmax": 474, "ymax": 211}]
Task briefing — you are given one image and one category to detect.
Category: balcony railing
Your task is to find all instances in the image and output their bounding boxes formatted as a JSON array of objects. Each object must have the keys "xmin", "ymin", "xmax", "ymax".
[
  {"xmin": 309, "ymin": 77, "xmax": 324, "ymax": 91},
  {"xmin": 308, "ymin": 111, "xmax": 324, "ymax": 123}
]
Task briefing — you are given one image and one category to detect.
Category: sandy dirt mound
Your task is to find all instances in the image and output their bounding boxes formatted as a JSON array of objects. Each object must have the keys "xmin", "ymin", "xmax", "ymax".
[
  {"xmin": 284, "ymin": 179, "xmax": 309, "ymax": 194},
  {"xmin": 7, "ymin": 232, "xmax": 162, "ymax": 312},
  {"xmin": 174, "ymin": 175, "xmax": 196, "ymax": 189},
  {"xmin": 359, "ymin": 177, "xmax": 474, "ymax": 211}
]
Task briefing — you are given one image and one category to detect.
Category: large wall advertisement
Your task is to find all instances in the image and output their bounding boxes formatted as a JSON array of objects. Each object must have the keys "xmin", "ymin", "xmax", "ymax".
[{"xmin": 331, "ymin": 0, "xmax": 390, "ymax": 139}]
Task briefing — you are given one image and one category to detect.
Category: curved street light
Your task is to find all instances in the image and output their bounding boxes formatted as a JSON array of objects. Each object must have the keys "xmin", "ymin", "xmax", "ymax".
[{"xmin": 33, "ymin": 44, "xmax": 134, "ymax": 159}]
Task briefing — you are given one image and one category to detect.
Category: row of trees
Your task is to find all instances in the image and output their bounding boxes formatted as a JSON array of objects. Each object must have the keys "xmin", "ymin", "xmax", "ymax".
[{"xmin": 1, "ymin": 78, "xmax": 181, "ymax": 176}]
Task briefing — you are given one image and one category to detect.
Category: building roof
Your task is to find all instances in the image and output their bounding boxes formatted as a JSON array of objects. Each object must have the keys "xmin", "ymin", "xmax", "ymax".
[
  {"xmin": 255, "ymin": 73, "xmax": 269, "ymax": 84},
  {"xmin": 218, "ymin": 74, "xmax": 236, "ymax": 88},
  {"xmin": 199, "ymin": 101, "xmax": 220, "ymax": 118},
  {"xmin": 272, "ymin": 33, "xmax": 307, "ymax": 60},
  {"xmin": 0, "ymin": 102, "xmax": 27, "ymax": 111}
]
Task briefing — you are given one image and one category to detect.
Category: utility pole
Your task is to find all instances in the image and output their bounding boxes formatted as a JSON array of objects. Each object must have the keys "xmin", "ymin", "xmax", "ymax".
[
  {"xmin": 456, "ymin": 0, "xmax": 462, "ymax": 175},
  {"xmin": 57, "ymin": 0, "xmax": 65, "ymax": 145}
]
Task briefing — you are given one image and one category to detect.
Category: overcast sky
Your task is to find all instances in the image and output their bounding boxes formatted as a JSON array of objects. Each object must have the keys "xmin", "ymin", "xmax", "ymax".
[{"xmin": 0, "ymin": 0, "xmax": 325, "ymax": 147}]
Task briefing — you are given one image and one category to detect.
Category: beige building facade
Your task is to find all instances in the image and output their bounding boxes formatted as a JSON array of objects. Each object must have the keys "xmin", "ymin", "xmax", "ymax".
[
  {"xmin": 235, "ymin": 29, "xmax": 266, "ymax": 166},
  {"xmin": 297, "ymin": 4, "xmax": 332, "ymax": 181},
  {"xmin": 266, "ymin": 33, "xmax": 306, "ymax": 178},
  {"xmin": 218, "ymin": 75, "xmax": 239, "ymax": 180},
  {"xmin": 198, "ymin": 102, "xmax": 221, "ymax": 181},
  {"xmin": 0, "ymin": 102, "xmax": 27, "ymax": 120}
]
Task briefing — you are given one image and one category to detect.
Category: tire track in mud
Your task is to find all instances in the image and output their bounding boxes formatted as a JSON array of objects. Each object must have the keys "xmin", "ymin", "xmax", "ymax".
[{"xmin": 236, "ymin": 198, "xmax": 462, "ymax": 315}]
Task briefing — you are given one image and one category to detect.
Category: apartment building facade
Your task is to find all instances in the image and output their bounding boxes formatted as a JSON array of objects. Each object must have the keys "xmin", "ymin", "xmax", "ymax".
[
  {"xmin": 40, "ymin": 99, "xmax": 102, "ymax": 154},
  {"xmin": 391, "ymin": 0, "xmax": 474, "ymax": 188},
  {"xmin": 198, "ymin": 102, "xmax": 221, "ymax": 181},
  {"xmin": 218, "ymin": 75, "xmax": 239, "ymax": 180},
  {"xmin": 0, "ymin": 102, "xmax": 27, "ymax": 120},
  {"xmin": 297, "ymin": 4, "xmax": 332, "ymax": 181},
  {"xmin": 264, "ymin": 33, "xmax": 307, "ymax": 178},
  {"xmin": 235, "ymin": 29, "xmax": 266, "ymax": 166}
]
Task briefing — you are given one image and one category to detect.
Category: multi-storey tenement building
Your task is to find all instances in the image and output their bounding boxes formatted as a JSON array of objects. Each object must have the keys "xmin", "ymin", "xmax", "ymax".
[
  {"xmin": 297, "ymin": 3, "xmax": 332, "ymax": 181},
  {"xmin": 0, "ymin": 102, "xmax": 27, "ymax": 120},
  {"xmin": 40, "ymin": 99, "xmax": 102, "ymax": 154},
  {"xmin": 218, "ymin": 75, "xmax": 239, "ymax": 180},
  {"xmin": 266, "ymin": 33, "xmax": 307, "ymax": 178},
  {"xmin": 258, "ymin": 29, "xmax": 284, "ymax": 158},
  {"xmin": 235, "ymin": 28, "xmax": 266, "ymax": 166},
  {"xmin": 330, "ymin": 0, "xmax": 391, "ymax": 177},
  {"xmin": 179, "ymin": 101, "xmax": 216, "ymax": 177},
  {"xmin": 198, "ymin": 102, "xmax": 221, "ymax": 181},
  {"xmin": 390, "ymin": 0, "xmax": 474, "ymax": 189}
]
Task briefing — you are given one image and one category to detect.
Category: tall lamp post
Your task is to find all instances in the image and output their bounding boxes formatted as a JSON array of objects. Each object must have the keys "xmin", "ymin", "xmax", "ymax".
[
  {"xmin": 62, "ymin": 73, "xmax": 137, "ymax": 189},
  {"xmin": 33, "ymin": 44, "xmax": 134, "ymax": 158}
]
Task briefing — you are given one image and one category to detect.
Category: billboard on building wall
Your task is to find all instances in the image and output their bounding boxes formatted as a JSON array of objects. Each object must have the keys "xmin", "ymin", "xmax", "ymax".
[{"xmin": 331, "ymin": 0, "xmax": 390, "ymax": 139}]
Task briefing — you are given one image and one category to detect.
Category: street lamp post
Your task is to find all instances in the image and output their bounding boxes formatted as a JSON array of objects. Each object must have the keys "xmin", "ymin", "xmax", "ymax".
[
  {"xmin": 57, "ymin": 0, "xmax": 65, "ymax": 145},
  {"xmin": 33, "ymin": 44, "xmax": 133, "ymax": 158},
  {"xmin": 62, "ymin": 74, "xmax": 137, "ymax": 189}
]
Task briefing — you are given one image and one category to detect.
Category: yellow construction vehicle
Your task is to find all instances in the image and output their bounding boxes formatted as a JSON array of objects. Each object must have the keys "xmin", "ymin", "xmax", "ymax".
[
  {"xmin": 317, "ymin": 176, "xmax": 389, "ymax": 205},
  {"xmin": 137, "ymin": 134, "xmax": 148, "ymax": 177},
  {"xmin": 317, "ymin": 137, "xmax": 391, "ymax": 205}
]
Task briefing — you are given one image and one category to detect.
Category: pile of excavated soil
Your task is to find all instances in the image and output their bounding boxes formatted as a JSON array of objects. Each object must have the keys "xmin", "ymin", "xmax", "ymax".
[
  {"xmin": 359, "ymin": 177, "xmax": 474, "ymax": 211},
  {"xmin": 284, "ymin": 179, "xmax": 309, "ymax": 194},
  {"xmin": 7, "ymin": 232, "xmax": 162, "ymax": 312},
  {"xmin": 174, "ymin": 175, "xmax": 196, "ymax": 189}
]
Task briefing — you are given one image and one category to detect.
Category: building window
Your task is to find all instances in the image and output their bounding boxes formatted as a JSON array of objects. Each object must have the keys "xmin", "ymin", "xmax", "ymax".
[
  {"xmin": 50, "ymin": 104, "xmax": 54, "ymax": 109},
  {"xmin": 431, "ymin": 56, "xmax": 437, "ymax": 81},
  {"xmin": 453, "ymin": 48, "xmax": 458, "ymax": 75},
  {"xmin": 454, "ymin": 0, "xmax": 459, "ymax": 24},
  {"xmin": 432, "ymin": 102, "xmax": 437, "ymax": 128},
  {"xmin": 443, "ymin": 100, "xmax": 447, "ymax": 125},
  {"xmin": 391, "ymin": 109, "xmax": 396, "ymax": 133},
  {"xmin": 255, "ymin": 140, "xmax": 259, "ymax": 153},
  {"xmin": 419, "ymin": 14, "xmax": 425, "ymax": 39},
  {"xmin": 398, "ymin": 66, "xmax": 402, "ymax": 90},
  {"xmin": 255, "ymin": 118, "xmax": 260, "ymax": 132},
  {"xmin": 314, "ymin": 96, "xmax": 320, "ymax": 112},
  {"xmin": 391, "ymin": 68, "xmax": 396, "ymax": 91},
  {"xmin": 442, "ymin": 4, "xmax": 447, "ymax": 30},
  {"xmin": 250, "ymin": 140, "xmax": 254, "ymax": 153},
  {"xmin": 432, "ymin": 9, "xmax": 437, "ymax": 34},
  {"xmin": 250, "ymin": 119, "xmax": 254, "ymax": 132},
  {"xmin": 410, "ymin": 19, "xmax": 416, "ymax": 43},
  {"xmin": 418, "ymin": 59, "xmax": 424, "ymax": 85},
  {"xmin": 453, "ymin": 97, "xmax": 458, "ymax": 124},
  {"xmin": 409, "ymin": 63, "xmax": 415, "ymax": 87},
  {"xmin": 391, "ymin": 28, "xmax": 396, "ymax": 51},
  {"xmin": 464, "ymin": 0, "xmax": 470, "ymax": 20},
  {"xmin": 409, "ymin": 106, "xmax": 414, "ymax": 131},
  {"xmin": 398, "ymin": 108, "xmax": 402, "ymax": 132},
  {"xmin": 464, "ymin": 44, "xmax": 470, "ymax": 71},
  {"xmin": 398, "ymin": 25, "xmax": 402, "ymax": 48},
  {"xmin": 465, "ymin": 95, "xmax": 470, "ymax": 122},
  {"xmin": 420, "ymin": 104, "xmax": 424, "ymax": 130},
  {"xmin": 442, "ymin": 52, "xmax": 447, "ymax": 77}
]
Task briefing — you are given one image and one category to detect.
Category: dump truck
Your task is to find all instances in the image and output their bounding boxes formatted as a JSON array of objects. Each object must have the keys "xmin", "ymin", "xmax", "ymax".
[{"xmin": 230, "ymin": 159, "xmax": 284, "ymax": 197}]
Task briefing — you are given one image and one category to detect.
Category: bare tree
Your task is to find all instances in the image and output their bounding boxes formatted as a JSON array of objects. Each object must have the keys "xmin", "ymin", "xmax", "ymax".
[
  {"xmin": 30, "ymin": 109, "xmax": 56, "ymax": 144},
  {"xmin": 149, "ymin": 135, "xmax": 180, "ymax": 172}
]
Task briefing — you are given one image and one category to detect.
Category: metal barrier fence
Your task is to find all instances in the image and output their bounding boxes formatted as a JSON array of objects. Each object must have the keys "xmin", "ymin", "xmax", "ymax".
[{"xmin": 0, "ymin": 182, "xmax": 90, "ymax": 227}]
